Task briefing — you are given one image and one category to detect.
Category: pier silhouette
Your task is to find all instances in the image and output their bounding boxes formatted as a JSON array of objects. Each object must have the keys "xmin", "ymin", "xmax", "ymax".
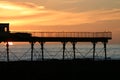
[
  {"xmin": 1, "ymin": 23, "xmax": 119, "ymax": 79},
  {"xmin": 0, "ymin": 23, "xmax": 112, "ymax": 62}
]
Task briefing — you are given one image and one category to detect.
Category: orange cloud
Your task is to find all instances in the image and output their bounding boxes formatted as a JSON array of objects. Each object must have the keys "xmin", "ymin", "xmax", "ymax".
[
  {"xmin": 0, "ymin": 1, "xmax": 44, "ymax": 10},
  {"xmin": 0, "ymin": 1, "xmax": 120, "ymax": 29}
]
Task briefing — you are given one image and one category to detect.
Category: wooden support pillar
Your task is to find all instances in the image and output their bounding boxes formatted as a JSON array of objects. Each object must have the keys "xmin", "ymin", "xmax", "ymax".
[
  {"xmin": 30, "ymin": 42, "xmax": 34, "ymax": 61},
  {"xmin": 72, "ymin": 42, "xmax": 77, "ymax": 60},
  {"xmin": 62, "ymin": 42, "xmax": 66, "ymax": 60},
  {"xmin": 103, "ymin": 42, "xmax": 107, "ymax": 60},
  {"xmin": 6, "ymin": 41, "xmax": 9, "ymax": 62},
  {"xmin": 41, "ymin": 42, "xmax": 44, "ymax": 61},
  {"xmin": 93, "ymin": 42, "xmax": 96, "ymax": 61}
]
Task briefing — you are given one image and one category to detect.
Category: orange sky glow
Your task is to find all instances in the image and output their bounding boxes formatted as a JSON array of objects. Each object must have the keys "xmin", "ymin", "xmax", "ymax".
[{"xmin": 0, "ymin": 0, "xmax": 120, "ymax": 44}]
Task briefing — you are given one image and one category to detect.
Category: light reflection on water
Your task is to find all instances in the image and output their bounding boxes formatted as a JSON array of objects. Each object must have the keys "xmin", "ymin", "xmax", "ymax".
[{"xmin": 0, "ymin": 42, "xmax": 120, "ymax": 61}]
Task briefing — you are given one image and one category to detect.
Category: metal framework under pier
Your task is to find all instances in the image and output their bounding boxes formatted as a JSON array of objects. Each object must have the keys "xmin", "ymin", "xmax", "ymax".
[{"xmin": 0, "ymin": 32, "xmax": 111, "ymax": 62}]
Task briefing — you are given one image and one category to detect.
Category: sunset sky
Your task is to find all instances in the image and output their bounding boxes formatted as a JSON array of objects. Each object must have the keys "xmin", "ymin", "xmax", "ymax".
[{"xmin": 0, "ymin": 0, "xmax": 120, "ymax": 44}]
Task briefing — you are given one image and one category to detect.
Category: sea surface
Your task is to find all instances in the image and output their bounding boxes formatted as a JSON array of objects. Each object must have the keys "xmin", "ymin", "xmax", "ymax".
[{"xmin": 0, "ymin": 42, "xmax": 120, "ymax": 61}]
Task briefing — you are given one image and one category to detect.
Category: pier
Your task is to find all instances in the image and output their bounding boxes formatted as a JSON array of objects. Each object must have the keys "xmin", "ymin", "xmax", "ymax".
[{"xmin": 0, "ymin": 23, "xmax": 112, "ymax": 61}]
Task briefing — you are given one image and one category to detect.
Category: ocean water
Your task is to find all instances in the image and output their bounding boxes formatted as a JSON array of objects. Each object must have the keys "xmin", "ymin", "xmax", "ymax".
[{"xmin": 0, "ymin": 42, "xmax": 120, "ymax": 61}]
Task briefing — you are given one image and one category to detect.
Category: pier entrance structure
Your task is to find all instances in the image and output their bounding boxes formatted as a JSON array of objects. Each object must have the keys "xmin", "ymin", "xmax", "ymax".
[{"xmin": 0, "ymin": 23, "xmax": 112, "ymax": 61}]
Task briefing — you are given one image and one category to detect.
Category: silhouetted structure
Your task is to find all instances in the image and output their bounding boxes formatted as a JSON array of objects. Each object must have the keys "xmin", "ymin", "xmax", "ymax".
[
  {"xmin": 0, "ymin": 23, "xmax": 112, "ymax": 62},
  {"xmin": 0, "ymin": 23, "xmax": 9, "ymax": 33}
]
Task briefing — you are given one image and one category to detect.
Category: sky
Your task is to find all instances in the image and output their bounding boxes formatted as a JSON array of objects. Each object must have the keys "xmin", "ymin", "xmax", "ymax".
[{"xmin": 0, "ymin": 0, "xmax": 120, "ymax": 44}]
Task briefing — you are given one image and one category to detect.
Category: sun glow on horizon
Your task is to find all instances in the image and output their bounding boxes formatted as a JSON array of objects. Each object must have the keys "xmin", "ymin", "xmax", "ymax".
[
  {"xmin": 8, "ymin": 42, "xmax": 13, "ymax": 46},
  {"xmin": 3, "ymin": 42, "xmax": 13, "ymax": 46}
]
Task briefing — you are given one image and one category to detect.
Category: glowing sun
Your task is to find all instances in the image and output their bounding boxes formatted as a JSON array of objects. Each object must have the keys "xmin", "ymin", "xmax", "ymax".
[{"xmin": 8, "ymin": 42, "xmax": 13, "ymax": 45}]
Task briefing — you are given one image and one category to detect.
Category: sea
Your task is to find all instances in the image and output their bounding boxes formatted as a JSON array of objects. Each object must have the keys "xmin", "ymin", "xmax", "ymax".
[{"xmin": 0, "ymin": 42, "xmax": 120, "ymax": 61}]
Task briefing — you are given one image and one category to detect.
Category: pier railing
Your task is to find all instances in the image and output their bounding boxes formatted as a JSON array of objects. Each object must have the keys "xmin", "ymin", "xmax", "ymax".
[{"xmin": 31, "ymin": 32, "xmax": 112, "ymax": 38}]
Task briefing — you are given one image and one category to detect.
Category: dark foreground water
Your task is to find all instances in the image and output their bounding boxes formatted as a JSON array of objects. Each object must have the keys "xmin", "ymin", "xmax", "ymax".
[{"xmin": 0, "ymin": 60, "xmax": 120, "ymax": 79}]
